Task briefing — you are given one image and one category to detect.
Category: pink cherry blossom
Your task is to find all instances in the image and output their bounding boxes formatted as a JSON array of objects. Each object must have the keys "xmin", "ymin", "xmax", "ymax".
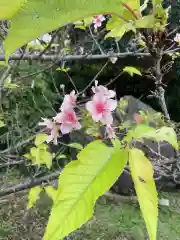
[
  {"xmin": 134, "ymin": 113, "xmax": 143, "ymax": 123},
  {"xmin": 38, "ymin": 118, "xmax": 60, "ymax": 145},
  {"xmin": 93, "ymin": 15, "xmax": 105, "ymax": 30},
  {"xmin": 54, "ymin": 110, "xmax": 81, "ymax": 134},
  {"xmin": 92, "ymin": 80, "xmax": 116, "ymax": 99},
  {"xmin": 106, "ymin": 125, "xmax": 116, "ymax": 139},
  {"xmin": 174, "ymin": 33, "xmax": 180, "ymax": 43},
  {"xmin": 60, "ymin": 90, "xmax": 77, "ymax": 111},
  {"xmin": 86, "ymin": 94, "xmax": 117, "ymax": 125}
]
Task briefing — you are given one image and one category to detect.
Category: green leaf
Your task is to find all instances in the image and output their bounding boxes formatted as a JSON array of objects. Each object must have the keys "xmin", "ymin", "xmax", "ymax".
[
  {"xmin": 0, "ymin": 120, "xmax": 5, "ymax": 128},
  {"xmin": 124, "ymin": 124, "xmax": 155, "ymax": 143},
  {"xmin": 125, "ymin": 125, "xmax": 178, "ymax": 150},
  {"xmin": 3, "ymin": 75, "xmax": 19, "ymax": 89},
  {"xmin": 106, "ymin": 16, "xmax": 136, "ymax": 39},
  {"xmin": 44, "ymin": 140, "xmax": 128, "ymax": 240},
  {"xmin": 68, "ymin": 142, "xmax": 83, "ymax": 150},
  {"xmin": 56, "ymin": 67, "xmax": 70, "ymax": 72},
  {"xmin": 141, "ymin": 126, "xmax": 178, "ymax": 150},
  {"xmin": 40, "ymin": 150, "xmax": 53, "ymax": 169},
  {"xmin": 5, "ymin": 0, "xmax": 140, "ymax": 58},
  {"xmin": 129, "ymin": 148, "xmax": 158, "ymax": 240},
  {"xmin": 35, "ymin": 134, "xmax": 49, "ymax": 146},
  {"xmin": 24, "ymin": 153, "xmax": 32, "ymax": 160},
  {"xmin": 135, "ymin": 15, "xmax": 155, "ymax": 28},
  {"xmin": 0, "ymin": 0, "xmax": 26, "ymax": 20},
  {"xmin": 152, "ymin": 0, "xmax": 162, "ymax": 6},
  {"xmin": 27, "ymin": 186, "xmax": 42, "ymax": 209},
  {"xmin": 45, "ymin": 186, "xmax": 57, "ymax": 201},
  {"xmin": 123, "ymin": 66, "xmax": 142, "ymax": 77},
  {"xmin": 29, "ymin": 145, "xmax": 53, "ymax": 168},
  {"xmin": 56, "ymin": 154, "xmax": 67, "ymax": 160}
]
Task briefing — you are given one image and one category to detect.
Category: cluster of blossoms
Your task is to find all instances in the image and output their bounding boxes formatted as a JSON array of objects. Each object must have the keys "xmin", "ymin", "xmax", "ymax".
[
  {"xmin": 39, "ymin": 82, "xmax": 117, "ymax": 145},
  {"xmin": 93, "ymin": 15, "xmax": 105, "ymax": 30}
]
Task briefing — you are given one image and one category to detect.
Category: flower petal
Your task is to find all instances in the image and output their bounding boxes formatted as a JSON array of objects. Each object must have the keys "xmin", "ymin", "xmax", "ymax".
[
  {"xmin": 86, "ymin": 101, "xmax": 94, "ymax": 113},
  {"xmin": 106, "ymin": 99, "xmax": 117, "ymax": 111},
  {"xmin": 60, "ymin": 123, "xmax": 73, "ymax": 134},
  {"xmin": 101, "ymin": 112, "xmax": 113, "ymax": 125}
]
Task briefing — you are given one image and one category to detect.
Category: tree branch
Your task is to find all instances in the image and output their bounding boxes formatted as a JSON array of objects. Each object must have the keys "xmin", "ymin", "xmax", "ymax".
[
  {"xmin": 155, "ymin": 49, "xmax": 171, "ymax": 121},
  {"xmin": 3, "ymin": 52, "xmax": 151, "ymax": 62},
  {"xmin": 0, "ymin": 171, "xmax": 60, "ymax": 198}
]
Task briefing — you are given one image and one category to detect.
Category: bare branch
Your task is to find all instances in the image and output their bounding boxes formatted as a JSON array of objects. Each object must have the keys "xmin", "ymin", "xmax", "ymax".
[
  {"xmin": 3, "ymin": 52, "xmax": 151, "ymax": 62},
  {"xmin": 0, "ymin": 171, "xmax": 60, "ymax": 198}
]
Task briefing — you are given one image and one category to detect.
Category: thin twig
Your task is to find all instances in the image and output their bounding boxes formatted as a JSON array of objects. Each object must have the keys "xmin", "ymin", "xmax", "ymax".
[{"xmin": 78, "ymin": 60, "xmax": 109, "ymax": 95}]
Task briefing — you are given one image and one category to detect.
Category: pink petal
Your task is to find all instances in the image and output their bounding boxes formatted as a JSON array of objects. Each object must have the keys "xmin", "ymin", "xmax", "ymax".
[
  {"xmin": 92, "ymin": 112, "xmax": 103, "ymax": 122},
  {"xmin": 60, "ymin": 123, "xmax": 73, "ymax": 134},
  {"xmin": 86, "ymin": 101, "xmax": 94, "ymax": 113},
  {"xmin": 108, "ymin": 90, "xmax": 116, "ymax": 98},
  {"xmin": 101, "ymin": 112, "xmax": 113, "ymax": 125},
  {"xmin": 106, "ymin": 99, "xmax": 117, "ymax": 111},
  {"xmin": 73, "ymin": 121, "xmax": 82, "ymax": 130},
  {"xmin": 54, "ymin": 112, "xmax": 64, "ymax": 124}
]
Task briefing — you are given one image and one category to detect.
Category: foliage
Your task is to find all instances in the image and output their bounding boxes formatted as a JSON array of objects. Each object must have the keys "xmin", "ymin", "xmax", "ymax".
[
  {"xmin": 27, "ymin": 186, "xmax": 42, "ymax": 209},
  {"xmin": 24, "ymin": 134, "xmax": 53, "ymax": 169},
  {"xmin": 44, "ymin": 140, "xmax": 128, "ymax": 240},
  {"xmin": 129, "ymin": 148, "xmax": 158, "ymax": 240},
  {"xmin": 0, "ymin": 1, "xmax": 179, "ymax": 240},
  {"xmin": 123, "ymin": 66, "xmax": 142, "ymax": 77},
  {"xmin": 0, "ymin": 63, "xmax": 59, "ymax": 148}
]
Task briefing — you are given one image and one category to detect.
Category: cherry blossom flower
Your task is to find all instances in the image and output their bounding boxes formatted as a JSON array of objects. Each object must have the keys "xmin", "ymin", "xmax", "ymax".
[
  {"xmin": 60, "ymin": 90, "xmax": 77, "ymax": 111},
  {"xmin": 92, "ymin": 80, "xmax": 116, "ymax": 99},
  {"xmin": 106, "ymin": 125, "xmax": 116, "ymax": 139},
  {"xmin": 174, "ymin": 33, "xmax": 180, "ymax": 43},
  {"xmin": 134, "ymin": 113, "xmax": 143, "ymax": 123},
  {"xmin": 38, "ymin": 118, "xmax": 60, "ymax": 145},
  {"xmin": 93, "ymin": 15, "xmax": 105, "ymax": 30},
  {"xmin": 86, "ymin": 94, "xmax": 117, "ymax": 125},
  {"xmin": 54, "ymin": 110, "xmax": 81, "ymax": 134}
]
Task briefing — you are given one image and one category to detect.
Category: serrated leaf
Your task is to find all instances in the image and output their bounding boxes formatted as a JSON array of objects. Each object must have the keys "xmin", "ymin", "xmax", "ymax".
[
  {"xmin": 123, "ymin": 66, "xmax": 142, "ymax": 77},
  {"xmin": 5, "ymin": 0, "xmax": 140, "ymax": 58},
  {"xmin": 0, "ymin": 0, "xmax": 26, "ymax": 20},
  {"xmin": 129, "ymin": 148, "xmax": 158, "ymax": 240},
  {"xmin": 45, "ymin": 186, "xmax": 57, "ymax": 201},
  {"xmin": 27, "ymin": 186, "xmax": 42, "ymax": 209},
  {"xmin": 68, "ymin": 142, "xmax": 83, "ymax": 150},
  {"xmin": 44, "ymin": 140, "xmax": 128, "ymax": 240},
  {"xmin": 35, "ymin": 134, "xmax": 49, "ymax": 146}
]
